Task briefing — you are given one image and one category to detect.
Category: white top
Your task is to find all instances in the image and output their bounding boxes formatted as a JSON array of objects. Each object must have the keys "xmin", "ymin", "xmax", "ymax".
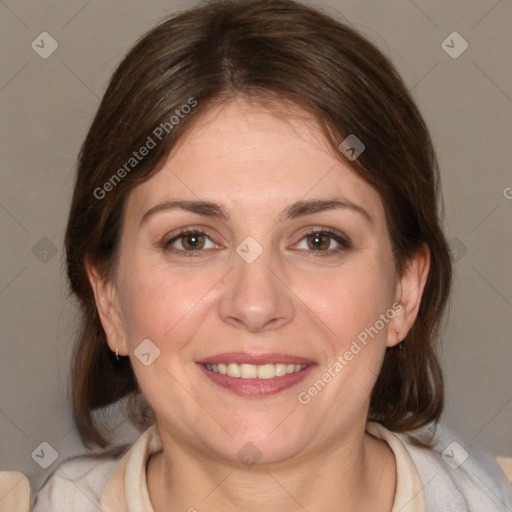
[{"xmin": 6, "ymin": 421, "xmax": 511, "ymax": 511}]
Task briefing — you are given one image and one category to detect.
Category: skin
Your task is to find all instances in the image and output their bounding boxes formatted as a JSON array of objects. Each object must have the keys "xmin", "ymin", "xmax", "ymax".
[{"xmin": 88, "ymin": 96, "xmax": 430, "ymax": 512}]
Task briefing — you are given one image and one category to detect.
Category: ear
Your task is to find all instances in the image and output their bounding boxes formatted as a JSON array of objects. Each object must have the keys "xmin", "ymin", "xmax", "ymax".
[
  {"xmin": 85, "ymin": 260, "xmax": 128, "ymax": 356},
  {"xmin": 387, "ymin": 243, "xmax": 430, "ymax": 347}
]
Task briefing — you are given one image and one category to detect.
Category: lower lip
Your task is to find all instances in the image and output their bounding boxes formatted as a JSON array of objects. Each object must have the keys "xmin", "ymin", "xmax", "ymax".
[{"xmin": 197, "ymin": 363, "xmax": 315, "ymax": 397}]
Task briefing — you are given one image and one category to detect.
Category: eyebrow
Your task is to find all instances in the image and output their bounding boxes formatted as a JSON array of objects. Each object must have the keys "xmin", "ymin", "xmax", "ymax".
[
  {"xmin": 140, "ymin": 198, "xmax": 372, "ymax": 226},
  {"xmin": 282, "ymin": 198, "xmax": 372, "ymax": 224}
]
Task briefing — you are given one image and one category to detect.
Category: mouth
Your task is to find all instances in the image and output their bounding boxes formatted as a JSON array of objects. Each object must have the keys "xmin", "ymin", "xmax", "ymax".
[
  {"xmin": 197, "ymin": 353, "xmax": 315, "ymax": 397},
  {"xmin": 203, "ymin": 362, "xmax": 308, "ymax": 379}
]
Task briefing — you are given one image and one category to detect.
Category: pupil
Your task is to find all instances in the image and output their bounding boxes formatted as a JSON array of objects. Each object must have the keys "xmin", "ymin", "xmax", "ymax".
[
  {"xmin": 309, "ymin": 233, "xmax": 328, "ymax": 250},
  {"xmin": 185, "ymin": 234, "xmax": 203, "ymax": 249}
]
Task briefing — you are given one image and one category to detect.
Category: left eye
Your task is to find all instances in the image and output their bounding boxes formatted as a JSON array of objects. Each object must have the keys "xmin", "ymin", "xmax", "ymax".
[{"xmin": 295, "ymin": 230, "xmax": 349, "ymax": 252}]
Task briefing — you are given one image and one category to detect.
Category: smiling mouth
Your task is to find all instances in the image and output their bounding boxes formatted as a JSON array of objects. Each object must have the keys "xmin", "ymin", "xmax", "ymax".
[
  {"xmin": 203, "ymin": 362, "xmax": 308, "ymax": 379},
  {"xmin": 197, "ymin": 352, "xmax": 314, "ymax": 396}
]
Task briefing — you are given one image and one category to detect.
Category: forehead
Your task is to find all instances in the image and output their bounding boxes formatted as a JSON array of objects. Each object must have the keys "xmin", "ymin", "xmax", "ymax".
[{"xmin": 126, "ymin": 98, "xmax": 385, "ymax": 224}]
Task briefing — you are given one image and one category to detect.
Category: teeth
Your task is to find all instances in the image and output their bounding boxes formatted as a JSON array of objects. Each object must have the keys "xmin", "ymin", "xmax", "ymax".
[
  {"xmin": 257, "ymin": 364, "xmax": 275, "ymax": 379},
  {"xmin": 227, "ymin": 363, "xmax": 241, "ymax": 378},
  {"xmin": 240, "ymin": 364, "xmax": 258, "ymax": 378},
  {"xmin": 205, "ymin": 362, "xmax": 307, "ymax": 379},
  {"xmin": 275, "ymin": 364, "xmax": 287, "ymax": 376}
]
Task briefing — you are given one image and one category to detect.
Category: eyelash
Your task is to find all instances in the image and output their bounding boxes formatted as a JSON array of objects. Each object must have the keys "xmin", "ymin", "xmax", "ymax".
[{"xmin": 162, "ymin": 227, "xmax": 351, "ymax": 258}]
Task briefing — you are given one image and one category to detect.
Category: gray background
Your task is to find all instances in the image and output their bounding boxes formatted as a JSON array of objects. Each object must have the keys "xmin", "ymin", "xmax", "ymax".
[{"xmin": 1, "ymin": 0, "xmax": 511, "ymax": 492}]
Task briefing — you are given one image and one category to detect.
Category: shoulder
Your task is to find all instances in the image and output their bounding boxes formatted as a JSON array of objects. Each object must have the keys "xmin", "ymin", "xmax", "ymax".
[
  {"xmin": 32, "ymin": 422, "xmax": 161, "ymax": 511},
  {"xmin": 0, "ymin": 471, "xmax": 30, "ymax": 512},
  {"xmin": 396, "ymin": 423, "xmax": 512, "ymax": 511},
  {"xmin": 32, "ymin": 448, "xmax": 127, "ymax": 512}
]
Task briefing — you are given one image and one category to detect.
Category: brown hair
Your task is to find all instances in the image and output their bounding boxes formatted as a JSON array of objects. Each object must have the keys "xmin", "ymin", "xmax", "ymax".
[{"xmin": 65, "ymin": 0, "xmax": 452, "ymax": 448}]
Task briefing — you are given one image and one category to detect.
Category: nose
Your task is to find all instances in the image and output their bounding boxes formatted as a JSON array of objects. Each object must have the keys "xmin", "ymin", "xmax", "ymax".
[{"xmin": 218, "ymin": 244, "xmax": 295, "ymax": 333}]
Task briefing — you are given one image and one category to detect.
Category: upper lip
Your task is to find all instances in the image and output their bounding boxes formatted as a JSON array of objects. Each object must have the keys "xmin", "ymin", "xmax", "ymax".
[{"xmin": 197, "ymin": 352, "xmax": 315, "ymax": 365}]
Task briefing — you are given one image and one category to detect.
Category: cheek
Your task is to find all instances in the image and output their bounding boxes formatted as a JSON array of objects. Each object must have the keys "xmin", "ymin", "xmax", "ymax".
[
  {"xmin": 117, "ymin": 259, "xmax": 221, "ymax": 348},
  {"xmin": 116, "ymin": 264, "xmax": 217, "ymax": 411},
  {"xmin": 308, "ymin": 261, "xmax": 393, "ymax": 342},
  {"xmin": 298, "ymin": 253, "xmax": 395, "ymax": 397}
]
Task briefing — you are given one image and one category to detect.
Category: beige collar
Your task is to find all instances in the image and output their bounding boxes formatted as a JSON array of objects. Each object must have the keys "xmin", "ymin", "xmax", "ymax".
[
  {"xmin": 366, "ymin": 422, "xmax": 425, "ymax": 512},
  {"xmin": 101, "ymin": 422, "xmax": 425, "ymax": 512},
  {"xmin": 101, "ymin": 423, "xmax": 161, "ymax": 512}
]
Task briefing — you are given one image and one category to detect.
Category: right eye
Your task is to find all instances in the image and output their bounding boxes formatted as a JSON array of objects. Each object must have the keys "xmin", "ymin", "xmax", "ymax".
[{"xmin": 163, "ymin": 229, "xmax": 218, "ymax": 255}]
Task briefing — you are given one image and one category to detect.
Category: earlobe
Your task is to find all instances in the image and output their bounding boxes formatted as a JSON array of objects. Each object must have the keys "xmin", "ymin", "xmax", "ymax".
[
  {"xmin": 85, "ymin": 260, "xmax": 128, "ymax": 356},
  {"xmin": 387, "ymin": 243, "xmax": 431, "ymax": 347}
]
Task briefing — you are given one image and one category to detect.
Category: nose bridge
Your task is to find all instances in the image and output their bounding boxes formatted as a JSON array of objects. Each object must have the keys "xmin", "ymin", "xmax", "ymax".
[{"xmin": 218, "ymin": 235, "xmax": 295, "ymax": 332}]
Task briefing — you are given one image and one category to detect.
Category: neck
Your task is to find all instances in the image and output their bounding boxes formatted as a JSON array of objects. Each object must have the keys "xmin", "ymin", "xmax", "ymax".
[{"xmin": 147, "ymin": 422, "xmax": 396, "ymax": 512}]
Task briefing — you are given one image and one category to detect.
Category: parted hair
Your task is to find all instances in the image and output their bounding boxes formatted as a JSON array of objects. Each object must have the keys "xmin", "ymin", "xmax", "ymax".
[{"xmin": 65, "ymin": 0, "xmax": 453, "ymax": 448}]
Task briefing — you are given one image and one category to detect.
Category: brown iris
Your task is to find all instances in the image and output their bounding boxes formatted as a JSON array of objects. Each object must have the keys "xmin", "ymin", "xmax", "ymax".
[
  {"xmin": 306, "ymin": 232, "xmax": 331, "ymax": 251},
  {"xmin": 181, "ymin": 233, "xmax": 206, "ymax": 250}
]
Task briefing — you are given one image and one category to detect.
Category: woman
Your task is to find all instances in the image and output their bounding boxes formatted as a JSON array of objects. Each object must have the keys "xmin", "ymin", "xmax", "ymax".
[{"xmin": 5, "ymin": 0, "xmax": 510, "ymax": 510}]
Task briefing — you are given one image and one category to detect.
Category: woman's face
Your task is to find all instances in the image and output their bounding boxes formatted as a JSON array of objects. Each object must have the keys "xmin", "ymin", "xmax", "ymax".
[{"xmin": 93, "ymin": 97, "xmax": 426, "ymax": 464}]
